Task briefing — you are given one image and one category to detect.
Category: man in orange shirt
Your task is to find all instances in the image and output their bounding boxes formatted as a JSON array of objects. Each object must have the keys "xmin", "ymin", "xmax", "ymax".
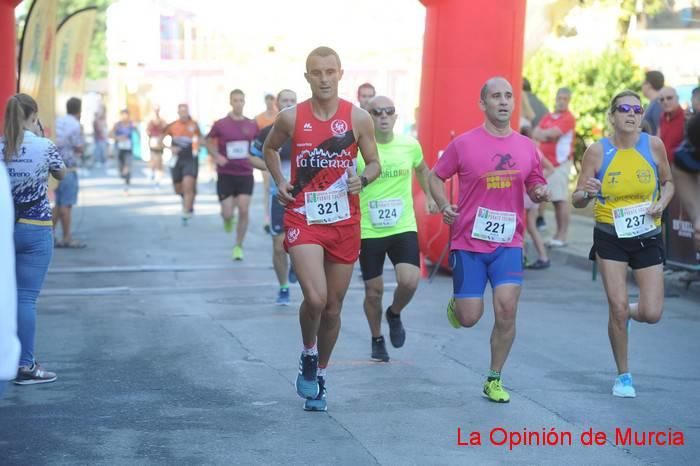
[
  {"xmin": 255, "ymin": 93, "xmax": 278, "ymax": 130},
  {"xmin": 533, "ymin": 87, "xmax": 576, "ymax": 247},
  {"xmin": 164, "ymin": 104, "xmax": 202, "ymax": 225},
  {"xmin": 255, "ymin": 94, "xmax": 279, "ymax": 231}
]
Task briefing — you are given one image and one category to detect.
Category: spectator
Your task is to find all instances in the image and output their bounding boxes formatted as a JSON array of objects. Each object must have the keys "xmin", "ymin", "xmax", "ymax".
[
  {"xmin": 110, "ymin": 109, "xmax": 137, "ymax": 193},
  {"xmin": 357, "ymin": 82, "xmax": 376, "ymax": 110},
  {"xmin": 254, "ymin": 93, "xmax": 277, "ymax": 130},
  {"xmin": 641, "ymin": 70, "xmax": 664, "ymax": 135},
  {"xmin": 520, "ymin": 123, "xmax": 555, "ymax": 269},
  {"xmin": 533, "ymin": 87, "xmax": 576, "ymax": 247},
  {"xmin": 92, "ymin": 109, "xmax": 108, "ymax": 167},
  {"xmin": 525, "ymin": 151, "xmax": 555, "ymax": 269},
  {"xmin": 672, "ymin": 113, "xmax": 700, "ymax": 251},
  {"xmin": 691, "ymin": 86, "xmax": 700, "ymax": 115},
  {"xmin": 520, "ymin": 94, "xmax": 536, "ymax": 137},
  {"xmin": 658, "ymin": 86, "xmax": 686, "ymax": 164},
  {"xmin": 54, "ymin": 97, "xmax": 86, "ymax": 248},
  {"xmin": 0, "ymin": 161, "xmax": 19, "ymax": 397},
  {"xmin": 1, "ymin": 93, "xmax": 65, "ymax": 386},
  {"xmin": 523, "ymin": 77, "xmax": 549, "ymax": 127}
]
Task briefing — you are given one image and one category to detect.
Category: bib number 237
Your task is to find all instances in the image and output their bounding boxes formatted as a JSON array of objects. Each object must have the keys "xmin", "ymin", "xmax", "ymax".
[{"xmin": 613, "ymin": 202, "xmax": 655, "ymax": 238}]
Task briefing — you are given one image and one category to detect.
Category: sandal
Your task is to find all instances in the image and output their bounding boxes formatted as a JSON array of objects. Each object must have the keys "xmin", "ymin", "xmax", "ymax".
[{"xmin": 55, "ymin": 240, "xmax": 86, "ymax": 249}]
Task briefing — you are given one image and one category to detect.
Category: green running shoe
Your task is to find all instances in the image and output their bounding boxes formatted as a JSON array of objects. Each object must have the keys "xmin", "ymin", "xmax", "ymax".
[
  {"xmin": 483, "ymin": 378, "xmax": 510, "ymax": 403},
  {"xmin": 223, "ymin": 218, "xmax": 233, "ymax": 233},
  {"xmin": 232, "ymin": 245, "xmax": 244, "ymax": 261},
  {"xmin": 447, "ymin": 297, "xmax": 460, "ymax": 329}
]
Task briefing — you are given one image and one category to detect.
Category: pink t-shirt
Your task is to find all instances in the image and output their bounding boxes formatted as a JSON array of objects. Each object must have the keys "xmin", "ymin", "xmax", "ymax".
[{"xmin": 434, "ymin": 126, "xmax": 546, "ymax": 253}]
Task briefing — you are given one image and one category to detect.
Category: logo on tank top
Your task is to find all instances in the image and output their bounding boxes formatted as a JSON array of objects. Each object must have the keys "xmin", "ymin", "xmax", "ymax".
[
  {"xmin": 287, "ymin": 227, "xmax": 300, "ymax": 244},
  {"xmin": 331, "ymin": 119, "xmax": 348, "ymax": 137},
  {"xmin": 303, "ymin": 122, "xmax": 313, "ymax": 132},
  {"xmin": 607, "ymin": 171, "xmax": 621, "ymax": 185},
  {"xmin": 636, "ymin": 169, "xmax": 652, "ymax": 184}
]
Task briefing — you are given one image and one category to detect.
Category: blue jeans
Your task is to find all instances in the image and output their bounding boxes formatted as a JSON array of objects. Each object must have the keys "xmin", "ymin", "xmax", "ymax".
[
  {"xmin": 55, "ymin": 171, "xmax": 79, "ymax": 207},
  {"xmin": 93, "ymin": 140, "xmax": 108, "ymax": 164},
  {"xmin": 14, "ymin": 223, "xmax": 53, "ymax": 368}
]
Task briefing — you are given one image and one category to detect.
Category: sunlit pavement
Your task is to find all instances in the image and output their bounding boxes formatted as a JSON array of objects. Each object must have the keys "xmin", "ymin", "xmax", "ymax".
[{"xmin": 1, "ymin": 164, "xmax": 698, "ymax": 465}]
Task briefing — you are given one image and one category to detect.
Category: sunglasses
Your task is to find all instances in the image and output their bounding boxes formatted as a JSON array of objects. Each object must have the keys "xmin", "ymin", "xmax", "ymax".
[
  {"xmin": 659, "ymin": 96, "xmax": 676, "ymax": 102},
  {"xmin": 614, "ymin": 104, "xmax": 643, "ymax": 114},
  {"xmin": 370, "ymin": 107, "xmax": 396, "ymax": 117}
]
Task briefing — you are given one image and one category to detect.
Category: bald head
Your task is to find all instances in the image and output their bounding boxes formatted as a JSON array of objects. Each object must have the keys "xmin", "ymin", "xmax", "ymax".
[
  {"xmin": 480, "ymin": 77, "xmax": 512, "ymax": 102},
  {"xmin": 368, "ymin": 95, "xmax": 397, "ymax": 138},
  {"xmin": 479, "ymin": 77, "xmax": 514, "ymax": 129},
  {"xmin": 659, "ymin": 86, "xmax": 679, "ymax": 113},
  {"xmin": 368, "ymin": 95, "xmax": 394, "ymax": 109}
]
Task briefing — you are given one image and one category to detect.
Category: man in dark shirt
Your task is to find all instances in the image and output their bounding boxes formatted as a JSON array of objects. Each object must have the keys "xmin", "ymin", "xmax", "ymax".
[
  {"xmin": 642, "ymin": 70, "xmax": 665, "ymax": 136},
  {"xmin": 523, "ymin": 77, "xmax": 548, "ymax": 128},
  {"xmin": 249, "ymin": 89, "xmax": 297, "ymax": 305}
]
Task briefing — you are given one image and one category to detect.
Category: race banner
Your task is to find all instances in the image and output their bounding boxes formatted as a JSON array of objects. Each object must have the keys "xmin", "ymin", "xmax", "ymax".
[
  {"xmin": 18, "ymin": 0, "xmax": 57, "ymax": 137},
  {"xmin": 55, "ymin": 7, "xmax": 97, "ymax": 114}
]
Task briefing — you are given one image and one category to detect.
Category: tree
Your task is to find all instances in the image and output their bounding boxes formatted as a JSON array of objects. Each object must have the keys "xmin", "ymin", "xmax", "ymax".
[{"xmin": 524, "ymin": 47, "xmax": 645, "ymax": 167}]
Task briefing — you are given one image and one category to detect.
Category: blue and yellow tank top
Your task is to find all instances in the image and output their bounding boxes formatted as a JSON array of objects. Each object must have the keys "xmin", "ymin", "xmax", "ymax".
[{"xmin": 594, "ymin": 132, "xmax": 660, "ymax": 226}]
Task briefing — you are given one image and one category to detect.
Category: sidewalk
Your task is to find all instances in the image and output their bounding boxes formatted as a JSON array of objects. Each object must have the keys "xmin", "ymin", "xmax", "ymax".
[{"xmin": 532, "ymin": 209, "xmax": 700, "ymax": 298}]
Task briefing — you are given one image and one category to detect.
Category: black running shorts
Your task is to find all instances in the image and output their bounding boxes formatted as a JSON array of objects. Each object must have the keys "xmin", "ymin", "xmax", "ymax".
[
  {"xmin": 359, "ymin": 231, "xmax": 420, "ymax": 281},
  {"xmin": 171, "ymin": 155, "xmax": 199, "ymax": 183},
  {"xmin": 217, "ymin": 174, "xmax": 254, "ymax": 201},
  {"xmin": 589, "ymin": 227, "xmax": 664, "ymax": 270}
]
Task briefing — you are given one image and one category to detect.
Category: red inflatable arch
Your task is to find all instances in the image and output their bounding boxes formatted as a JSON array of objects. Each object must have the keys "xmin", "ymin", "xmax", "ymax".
[
  {"xmin": 0, "ymin": 0, "xmax": 22, "ymax": 128},
  {"xmin": 417, "ymin": 0, "xmax": 527, "ymax": 270}
]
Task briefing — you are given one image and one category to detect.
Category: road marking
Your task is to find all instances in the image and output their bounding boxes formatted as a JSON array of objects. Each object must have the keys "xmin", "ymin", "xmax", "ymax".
[{"xmin": 43, "ymin": 282, "xmax": 398, "ymax": 297}]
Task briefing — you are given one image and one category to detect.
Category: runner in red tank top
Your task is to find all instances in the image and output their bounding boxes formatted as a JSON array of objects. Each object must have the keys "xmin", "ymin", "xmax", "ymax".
[{"xmin": 263, "ymin": 46, "xmax": 381, "ymax": 412}]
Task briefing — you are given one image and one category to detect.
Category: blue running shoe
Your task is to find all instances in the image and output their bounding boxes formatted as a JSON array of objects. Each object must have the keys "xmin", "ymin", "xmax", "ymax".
[
  {"xmin": 295, "ymin": 353, "xmax": 319, "ymax": 399},
  {"xmin": 304, "ymin": 376, "xmax": 327, "ymax": 411},
  {"xmin": 288, "ymin": 266, "xmax": 298, "ymax": 284},
  {"xmin": 276, "ymin": 288, "xmax": 290, "ymax": 306},
  {"xmin": 612, "ymin": 373, "xmax": 636, "ymax": 398}
]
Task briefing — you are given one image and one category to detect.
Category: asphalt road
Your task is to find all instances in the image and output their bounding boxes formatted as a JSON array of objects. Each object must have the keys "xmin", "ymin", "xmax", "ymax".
[{"xmin": 1, "ymin": 167, "xmax": 698, "ymax": 465}]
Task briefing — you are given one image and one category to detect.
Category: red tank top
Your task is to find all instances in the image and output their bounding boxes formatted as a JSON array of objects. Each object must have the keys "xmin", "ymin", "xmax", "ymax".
[{"xmin": 286, "ymin": 98, "xmax": 359, "ymax": 226}]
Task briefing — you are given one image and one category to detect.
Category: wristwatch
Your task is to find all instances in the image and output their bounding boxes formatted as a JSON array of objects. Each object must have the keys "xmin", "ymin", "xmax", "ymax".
[
  {"xmin": 582, "ymin": 191, "xmax": 590, "ymax": 200},
  {"xmin": 360, "ymin": 176, "xmax": 369, "ymax": 188}
]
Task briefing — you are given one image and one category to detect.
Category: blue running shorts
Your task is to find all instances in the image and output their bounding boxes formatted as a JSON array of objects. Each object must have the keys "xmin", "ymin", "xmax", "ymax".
[{"xmin": 450, "ymin": 247, "xmax": 523, "ymax": 298}]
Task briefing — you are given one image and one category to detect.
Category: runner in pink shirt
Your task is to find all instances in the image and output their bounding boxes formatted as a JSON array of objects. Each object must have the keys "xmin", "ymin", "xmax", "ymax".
[{"xmin": 429, "ymin": 77, "xmax": 549, "ymax": 403}]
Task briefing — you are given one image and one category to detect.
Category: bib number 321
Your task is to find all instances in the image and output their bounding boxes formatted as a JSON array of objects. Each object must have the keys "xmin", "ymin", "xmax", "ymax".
[
  {"xmin": 471, "ymin": 207, "xmax": 517, "ymax": 243},
  {"xmin": 305, "ymin": 190, "xmax": 350, "ymax": 225}
]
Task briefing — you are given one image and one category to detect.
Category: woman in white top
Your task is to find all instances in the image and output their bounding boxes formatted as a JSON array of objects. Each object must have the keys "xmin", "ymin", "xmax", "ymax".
[{"xmin": 1, "ymin": 93, "xmax": 65, "ymax": 385}]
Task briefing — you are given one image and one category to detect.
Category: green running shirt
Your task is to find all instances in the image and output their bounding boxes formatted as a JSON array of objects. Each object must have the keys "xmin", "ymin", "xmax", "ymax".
[{"xmin": 358, "ymin": 134, "xmax": 424, "ymax": 239}]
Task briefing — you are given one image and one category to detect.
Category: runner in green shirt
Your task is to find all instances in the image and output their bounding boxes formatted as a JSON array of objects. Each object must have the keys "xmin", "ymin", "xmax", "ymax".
[{"xmin": 357, "ymin": 95, "xmax": 438, "ymax": 362}]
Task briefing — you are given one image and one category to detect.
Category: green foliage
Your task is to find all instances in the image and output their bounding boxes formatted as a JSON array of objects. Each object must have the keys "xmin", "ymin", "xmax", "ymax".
[
  {"xmin": 58, "ymin": 0, "xmax": 111, "ymax": 81},
  {"xmin": 524, "ymin": 47, "xmax": 645, "ymax": 166}
]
